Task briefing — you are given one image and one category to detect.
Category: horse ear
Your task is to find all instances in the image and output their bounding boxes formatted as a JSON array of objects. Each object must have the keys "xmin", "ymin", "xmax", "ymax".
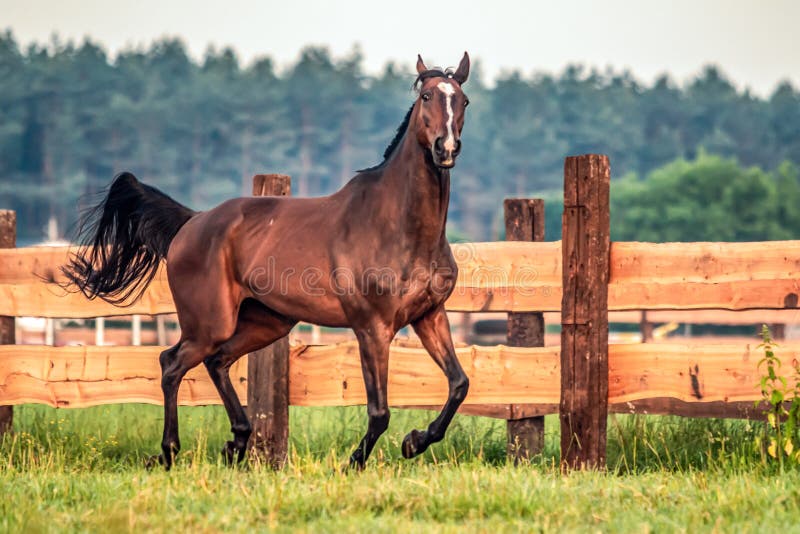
[
  {"xmin": 416, "ymin": 54, "xmax": 428, "ymax": 75},
  {"xmin": 453, "ymin": 52, "xmax": 470, "ymax": 84}
]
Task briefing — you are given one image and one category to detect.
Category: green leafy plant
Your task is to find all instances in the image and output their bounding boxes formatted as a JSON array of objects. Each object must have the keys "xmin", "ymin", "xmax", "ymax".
[{"xmin": 756, "ymin": 324, "xmax": 800, "ymax": 467}]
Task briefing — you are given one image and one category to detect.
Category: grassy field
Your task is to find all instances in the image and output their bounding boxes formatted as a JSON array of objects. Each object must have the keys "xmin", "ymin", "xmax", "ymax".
[{"xmin": 1, "ymin": 403, "xmax": 799, "ymax": 533}]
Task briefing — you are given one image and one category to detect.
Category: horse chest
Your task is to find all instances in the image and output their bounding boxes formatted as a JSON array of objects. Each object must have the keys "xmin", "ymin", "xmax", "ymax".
[{"xmin": 391, "ymin": 254, "xmax": 456, "ymax": 318}]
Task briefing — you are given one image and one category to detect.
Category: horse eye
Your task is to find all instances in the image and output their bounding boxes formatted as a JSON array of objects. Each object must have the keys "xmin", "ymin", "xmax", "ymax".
[
  {"xmin": 421, "ymin": 92, "xmax": 431, "ymax": 102},
  {"xmin": 464, "ymin": 98, "xmax": 470, "ymax": 107}
]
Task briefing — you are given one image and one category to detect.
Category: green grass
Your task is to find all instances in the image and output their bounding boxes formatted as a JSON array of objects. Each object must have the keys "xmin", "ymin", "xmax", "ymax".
[{"xmin": 1, "ymin": 404, "xmax": 798, "ymax": 533}]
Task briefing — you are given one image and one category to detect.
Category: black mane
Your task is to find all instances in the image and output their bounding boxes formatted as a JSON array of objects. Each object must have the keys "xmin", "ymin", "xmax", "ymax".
[
  {"xmin": 358, "ymin": 68, "xmax": 453, "ymax": 173},
  {"xmin": 357, "ymin": 104, "xmax": 415, "ymax": 173}
]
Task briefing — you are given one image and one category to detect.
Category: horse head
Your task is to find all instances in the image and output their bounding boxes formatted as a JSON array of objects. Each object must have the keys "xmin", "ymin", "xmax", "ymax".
[{"xmin": 413, "ymin": 52, "xmax": 470, "ymax": 169}]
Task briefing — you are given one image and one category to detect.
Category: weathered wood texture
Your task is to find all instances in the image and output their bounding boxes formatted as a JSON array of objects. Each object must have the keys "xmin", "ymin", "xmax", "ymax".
[
  {"xmin": 289, "ymin": 342, "xmax": 561, "ymax": 407},
  {"xmin": 248, "ymin": 337, "xmax": 289, "ymax": 466},
  {"xmin": 504, "ymin": 198, "xmax": 546, "ymax": 461},
  {"xmin": 560, "ymin": 154, "xmax": 610, "ymax": 470},
  {"xmin": 252, "ymin": 173, "xmax": 291, "ymax": 197},
  {"xmin": 248, "ymin": 174, "xmax": 291, "ymax": 467},
  {"xmin": 0, "ymin": 210, "xmax": 15, "ymax": 436},
  {"xmin": 0, "ymin": 344, "xmax": 247, "ymax": 407},
  {"xmin": 434, "ymin": 240, "xmax": 562, "ymax": 312},
  {"xmin": 607, "ymin": 343, "xmax": 789, "ymax": 404},
  {"xmin": 609, "ymin": 241, "xmax": 800, "ymax": 310},
  {"xmin": 0, "ymin": 343, "xmax": 557, "ymax": 408},
  {"xmin": 0, "ymin": 246, "xmax": 173, "ymax": 318},
  {"xmin": 549, "ymin": 309, "xmax": 800, "ymax": 327},
  {"xmin": 639, "ymin": 311, "xmax": 654, "ymax": 343},
  {"xmin": 5, "ymin": 239, "xmax": 800, "ymax": 316},
  {"xmin": 398, "ymin": 403, "xmax": 557, "ymax": 419},
  {"xmin": 609, "ymin": 399, "xmax": 776, "ymax": 419},
  {"xmin": 1, "ymin": 342, "xmax": 796, "ymax": 417}
]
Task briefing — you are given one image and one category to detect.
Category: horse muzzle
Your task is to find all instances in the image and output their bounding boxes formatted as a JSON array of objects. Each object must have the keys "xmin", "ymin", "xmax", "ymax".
[{"xmin": 432, "ymin": 137, "xmax": 462, "ymax": 169}]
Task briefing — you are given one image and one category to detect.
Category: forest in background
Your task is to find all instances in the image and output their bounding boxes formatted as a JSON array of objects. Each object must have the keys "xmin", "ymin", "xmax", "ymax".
[{"xmin": 1, "ymin": 30, "xmax": 799, "ymax": 242}]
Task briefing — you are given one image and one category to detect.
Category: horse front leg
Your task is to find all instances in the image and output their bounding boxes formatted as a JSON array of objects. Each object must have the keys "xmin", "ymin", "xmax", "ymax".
[
  {"xmin": 403, "ymin": 305, "xmax": 470, "ymax": 459},
  {"xmin": 349, "ymin": 326, "xmax": 392, "ymax": 469}
]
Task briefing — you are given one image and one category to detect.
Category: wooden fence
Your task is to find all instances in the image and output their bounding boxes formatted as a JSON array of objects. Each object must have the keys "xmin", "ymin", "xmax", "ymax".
[{"xmin": 1, "ymin": 156, "xmax": 799, "ymax": 469}]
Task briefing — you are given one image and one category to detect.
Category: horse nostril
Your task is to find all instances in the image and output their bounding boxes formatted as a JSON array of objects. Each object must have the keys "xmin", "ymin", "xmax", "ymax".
[
  {"xmin": 434, "ymin": 137, "xmax": 444, "ymax": 155},
  {"xmin": 453, "ymin": 140, "xmax": 462, "ymax": 155}
]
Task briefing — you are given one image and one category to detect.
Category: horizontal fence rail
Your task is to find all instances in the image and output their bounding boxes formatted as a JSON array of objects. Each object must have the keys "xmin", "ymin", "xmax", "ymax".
[
  {"xmin": 599, "ymin": 310, "xmax": 800, "ymax": 326},
  {"xmin": 1, "ymin": 341, "xmax": 795, "ymax": 419},
  {"xmin": 3, "ymin": 240, "xmax": 800, "ymax": 317}
]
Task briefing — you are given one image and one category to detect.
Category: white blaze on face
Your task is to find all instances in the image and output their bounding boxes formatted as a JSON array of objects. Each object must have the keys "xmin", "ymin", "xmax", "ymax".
[{"xmin": 437, "ymin": 81, "xmax": 456, "ymax": 151}]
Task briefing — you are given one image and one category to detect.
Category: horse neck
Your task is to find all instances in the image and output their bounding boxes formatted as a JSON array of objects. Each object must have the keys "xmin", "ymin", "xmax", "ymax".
[{"xmin": 381, "ymin": 127, "xmax": 450, "ymax": 245}]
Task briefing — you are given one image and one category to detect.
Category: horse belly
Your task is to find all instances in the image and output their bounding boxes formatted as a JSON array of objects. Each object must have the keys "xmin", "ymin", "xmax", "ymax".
[{"xmin": 244, "ymin": 261, "xmax": 350, "ymax": 328}]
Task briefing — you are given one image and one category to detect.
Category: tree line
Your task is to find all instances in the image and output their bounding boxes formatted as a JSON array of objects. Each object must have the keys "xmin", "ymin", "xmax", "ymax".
[{"xmin": 1, "ymin": 31, "xmax": 799, "ymax": 242}]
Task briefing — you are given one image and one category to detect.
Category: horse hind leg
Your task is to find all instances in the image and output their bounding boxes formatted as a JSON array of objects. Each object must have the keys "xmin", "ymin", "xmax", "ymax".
[
  {"xmin": 149, "ymin": 341, "xmax": 189, "ymax": 470},
  {"xmin": 153, "ymin": 239, "xmax": 249, "ymax": 470},
  {"xmin": 150, "ymin": 336, "xmax": 228, "ymax": 470},
  {"xmin": 151, "ymin": 301, "xmax": 242, "ymax": 469},
  {"xmin": 150, "ymin": 332, "xmax": 259, "ymax": 471},
  {"xmin": 204, "ymin": 299, "xmax": 296, "ymax": 465}
]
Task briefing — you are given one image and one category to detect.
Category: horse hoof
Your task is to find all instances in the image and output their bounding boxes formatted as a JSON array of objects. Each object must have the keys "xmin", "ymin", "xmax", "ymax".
[
  {"xmin": 221, "ymin": 441, "xmax": 245, "ymax": 466},
  {"xmin": 221, "ymin": 442, "xmax": 236, "ymax": 465},
  {"xmin": 402, "ymin": 429, "xmax": 425, "ymax": 459},
  {"xmin": 346, "ymin": 455, "xmax": 366, "ymax": 472},
  {"xmin": 145, "ymin": 454, "xmax": 169, "ymax": 471}
]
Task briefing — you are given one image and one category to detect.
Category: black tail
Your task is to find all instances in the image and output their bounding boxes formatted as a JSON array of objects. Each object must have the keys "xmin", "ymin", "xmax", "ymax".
[{"xmin": 62, "ymin": 172, "xmax": 196, "ymax": 305}]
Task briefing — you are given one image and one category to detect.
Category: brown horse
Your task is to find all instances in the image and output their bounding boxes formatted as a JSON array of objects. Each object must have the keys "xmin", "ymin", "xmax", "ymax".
[{"xmin": 64, "ymin": 53, "xmax": 472, "ymax": 470}]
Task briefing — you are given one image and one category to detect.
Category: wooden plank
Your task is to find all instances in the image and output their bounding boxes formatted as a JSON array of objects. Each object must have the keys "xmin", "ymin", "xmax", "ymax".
[
  {"xmin": 0, "ymin": 210, "xmax": 15, "ymax": 436},
  {"xmin": 559, "ymin": 310, "xmax": 800, "ymax": 327},
  {"xmin": 446, "ymin": 241, "xmax": 562, "ymax": 312},
  {"xmin": 0, "ymin": 345, "xmax": 246, "ymax": 407},
  {"xmin": 609, "ymin": 399, "xmax": 771, "ymax": 419},
  {"xmin": 607, "ymin": 342, "xmax": 797, "ymax": 404},
  {"xmin": 0, "ymin": 246, "xmax": 174, "ymax": 317},
  {"xmin": 642, "ymin": 309, "xmax": 800, "ymax": 325},
  {"xmin": 248, "ymin": 174, "xmax": 291, "ymax": 467},
  {"xmin": 0, "ymin": 343, "xmax": 562, "ymax": 408},
  {"xmin": 288, "ymin": 342, "xmax": 562, "ymax": 407},
  {"xmin": 1, "ymin": 342, "xmax": 798, "ymax": 416},
  {"xmin": 252, "ymin": 173, "xmax": 291, "ymax": 198},
  {"xmin": 401, "ymin": 403, "xmax": 560, "ymax": 419},
  {"xmin": 560, "ymin": 154, "xmax": 610, "ymax": 470},
  {"xmin": 504, "ymin": 198, "xmax": 546, "ymax": 461},
  {"xmin": 609, "ymin": 241, "xmax": 800, "ymax": 310}
]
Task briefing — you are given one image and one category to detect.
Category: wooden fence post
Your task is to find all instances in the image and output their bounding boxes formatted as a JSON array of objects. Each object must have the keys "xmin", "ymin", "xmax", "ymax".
[
  {"xmin": 131, "ymin": 315, "xmax": 142, "ymax": 346},
  {"xmin": 770, "ymin": 323, "xmax": 786, "ymax": 341},
  {"xmin": 560, "ymin": 155, "xmax": 610, "ymax": 470},
  {"xmin": 0, "ymin": 210, "xmax": 15, "ymax": 437},
  {"xmin": 640, "ymin": 310, "xmax": 654, "ymax": 343},
  {"xmin": 504, "ymin": 199, "xmax": 546, "ymax": 461},
  {"xmin": 248, "ymin": 174, "xmax": 291, "ymax": 467},
  {"xmin": 156, "ymin": 315, "xmax": 167, "ymax": 346}
]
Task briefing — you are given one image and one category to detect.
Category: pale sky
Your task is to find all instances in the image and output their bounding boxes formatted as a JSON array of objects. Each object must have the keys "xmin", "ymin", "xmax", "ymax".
[{"xmin": 1, "ymin": 0, "xmax": 798, "ymax": 96}]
